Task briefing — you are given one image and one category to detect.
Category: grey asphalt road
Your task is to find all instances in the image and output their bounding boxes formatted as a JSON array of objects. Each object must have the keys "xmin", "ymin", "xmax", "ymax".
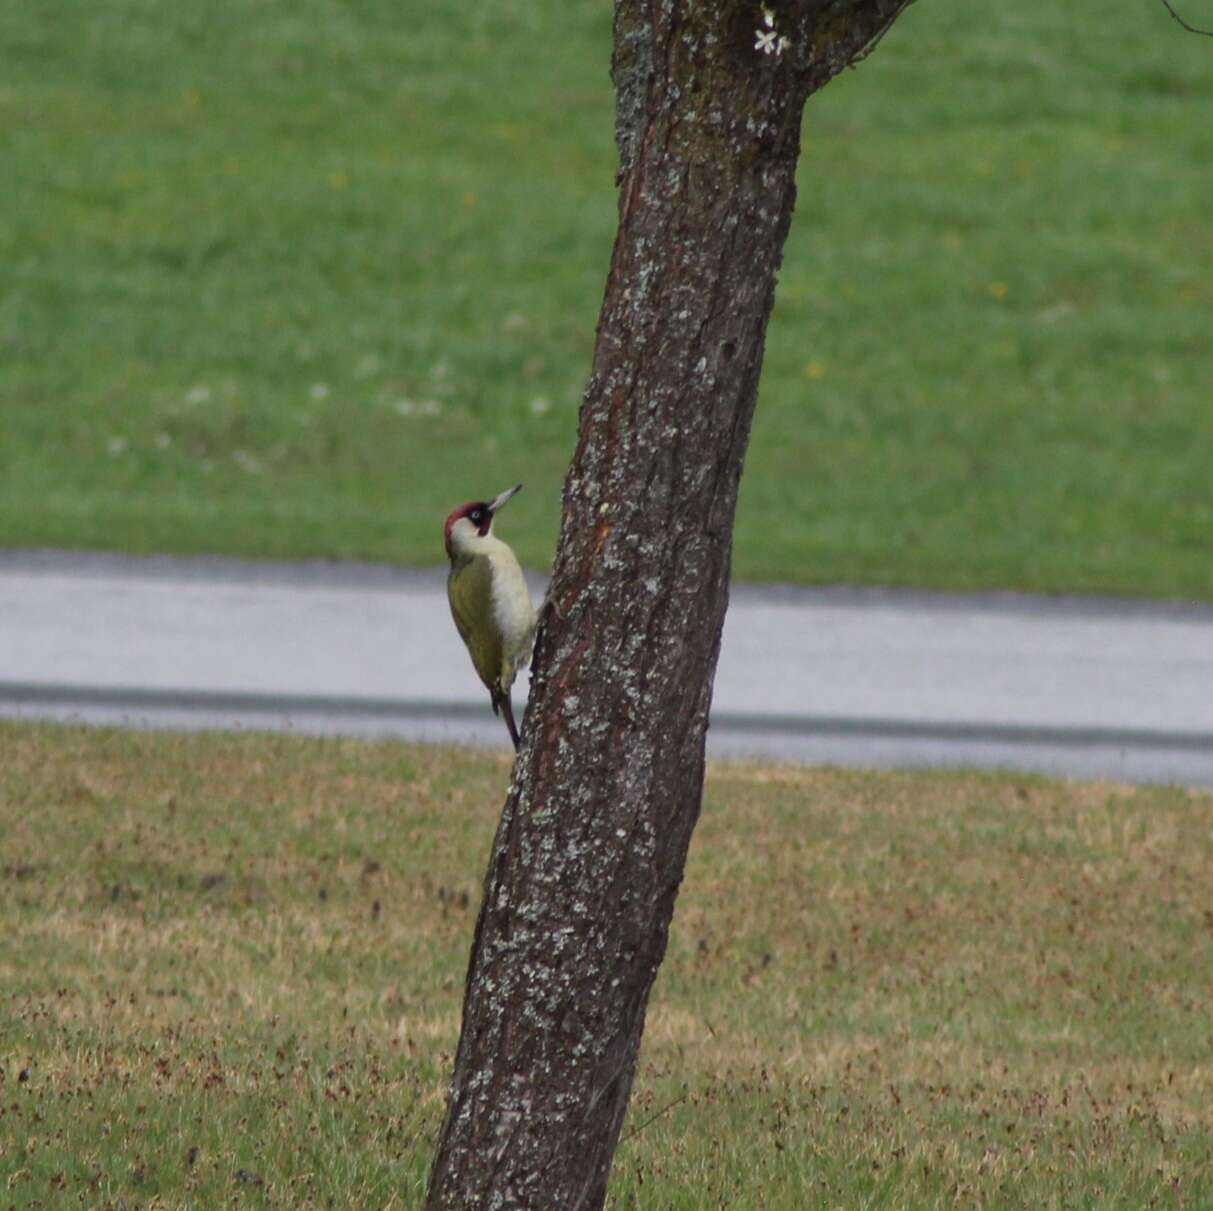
[{"xmin": 2, "ymin": 550, "xmax": 1212, "ymax": 787}]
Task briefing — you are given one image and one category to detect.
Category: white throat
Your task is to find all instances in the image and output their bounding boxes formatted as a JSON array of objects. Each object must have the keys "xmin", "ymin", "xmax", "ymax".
[{"xmin": 448, "ymin": 517, "xmax": 507, "ymax": 562}]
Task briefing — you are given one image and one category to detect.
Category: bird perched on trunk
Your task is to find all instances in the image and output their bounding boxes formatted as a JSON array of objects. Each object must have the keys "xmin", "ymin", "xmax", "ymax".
[{"xmin": 444, "ymin": 484, "xmax": 537, "ymax": 751}]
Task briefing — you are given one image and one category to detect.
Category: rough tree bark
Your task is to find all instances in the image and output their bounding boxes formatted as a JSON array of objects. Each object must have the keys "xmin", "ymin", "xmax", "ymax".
[{"xmin": 426, "ymin": 2, "xmax": 912, "ymax": 1207}]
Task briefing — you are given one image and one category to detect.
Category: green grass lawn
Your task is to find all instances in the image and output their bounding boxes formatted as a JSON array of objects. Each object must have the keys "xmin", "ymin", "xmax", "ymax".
[
  {"xmin": 3, "ymin": 722, "xmax": 1213, "ymax": 1207},
  {"xmin": 2, "ymin": 0, "xmax": 1211, "ymax": 596}
]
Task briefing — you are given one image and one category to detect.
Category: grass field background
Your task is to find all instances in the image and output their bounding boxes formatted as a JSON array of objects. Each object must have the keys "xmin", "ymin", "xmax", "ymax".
[
  {"xmin": 3, "ymin": 0, "xmax": 1212, "ymax": 596},
  {"xmin": 2, "ymin": 722, "xmax": 1212, "ymax": 1206}
]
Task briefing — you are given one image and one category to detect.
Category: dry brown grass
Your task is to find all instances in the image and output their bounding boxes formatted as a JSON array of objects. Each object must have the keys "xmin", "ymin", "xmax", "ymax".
[{"xmin": 2, "ymin": 722, "xmax": 1211, "ymax": 1208}]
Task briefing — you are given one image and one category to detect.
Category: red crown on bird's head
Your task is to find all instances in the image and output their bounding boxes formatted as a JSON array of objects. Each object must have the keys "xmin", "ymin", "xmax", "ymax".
[
  {"xmin": 444, "ymin": 501, "xmax": 489, "ymax": 557},
  {"xmin": 443, "ymin": 485, "xmax": 521, "ymax": 558}
]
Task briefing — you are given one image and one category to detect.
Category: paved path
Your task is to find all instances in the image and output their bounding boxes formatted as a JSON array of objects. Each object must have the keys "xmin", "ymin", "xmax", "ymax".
[{"xmin": 2, "ymin": 551, "xmax": 1212, "ymax": 787}]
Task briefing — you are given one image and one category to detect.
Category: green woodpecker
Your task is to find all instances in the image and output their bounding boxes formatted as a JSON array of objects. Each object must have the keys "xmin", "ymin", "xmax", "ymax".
[{"xmin": 444, "ymin": 484, "xmax": 537, "ymax": 751}]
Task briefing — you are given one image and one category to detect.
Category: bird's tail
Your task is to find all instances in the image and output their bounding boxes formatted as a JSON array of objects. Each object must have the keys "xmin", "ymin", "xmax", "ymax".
[{"xmin": 492, "ymin": 687, "xmax": 521, "ymax": 753}]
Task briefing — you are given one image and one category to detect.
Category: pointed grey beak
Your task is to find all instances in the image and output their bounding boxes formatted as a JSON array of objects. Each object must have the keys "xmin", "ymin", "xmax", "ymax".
[{"xmin": 488, "ymin": 484, "xmax": 522, "ymax": 514}]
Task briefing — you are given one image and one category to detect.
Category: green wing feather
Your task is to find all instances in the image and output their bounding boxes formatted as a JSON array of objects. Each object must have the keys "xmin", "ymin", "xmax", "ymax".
[{"xmin": 447, "ymin": 556, "xmax": 503, "ymax": 692}]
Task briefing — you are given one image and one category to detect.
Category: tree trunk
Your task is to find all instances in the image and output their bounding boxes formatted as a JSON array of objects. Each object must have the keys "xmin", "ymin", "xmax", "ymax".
[{"xmin": 425, "ymin": 3, "xmax": 912, "ymax": 1207}]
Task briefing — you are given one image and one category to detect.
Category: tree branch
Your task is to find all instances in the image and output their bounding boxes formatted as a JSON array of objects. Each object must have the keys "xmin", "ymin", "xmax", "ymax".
[
  {"xmin": 618, "ymin": 1091, "xmax": 689, "ymax": 1144},
  {"xmin": 1157, "ymin": 0, "xmax": 1213, "ymax": 35},
  {"xmin": 848, "ymin": 0, "xmax": 918, "ymax": 67}
]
